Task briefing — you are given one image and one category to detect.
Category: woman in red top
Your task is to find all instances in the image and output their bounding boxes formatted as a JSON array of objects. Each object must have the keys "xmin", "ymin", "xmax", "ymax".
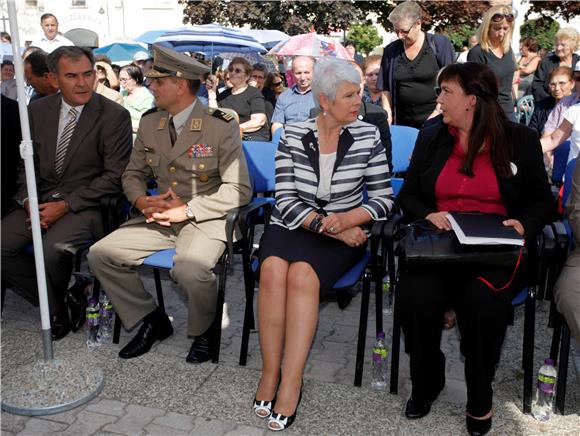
[{"xmin": 397, "ymin": 63, "xmax": 553, "ymax": 436}]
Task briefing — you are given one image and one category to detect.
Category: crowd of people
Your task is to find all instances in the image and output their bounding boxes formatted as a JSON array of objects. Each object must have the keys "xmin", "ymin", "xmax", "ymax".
[{"xmin": 1, "ymin": 2, "xmax": 579, "ymax": 435}]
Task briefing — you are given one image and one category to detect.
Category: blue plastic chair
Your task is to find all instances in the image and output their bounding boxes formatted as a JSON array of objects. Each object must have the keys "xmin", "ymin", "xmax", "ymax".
[
  {"xmin": 389, "ymin": 125, "xmax": 418, "ymax": 196},
  {"xmin": 551, "ymin": 141, "xmax": 571, "ymax": 186},
  {"xmin": 111, "ymin": 208, "xmax": 242, "ymax": 364}
]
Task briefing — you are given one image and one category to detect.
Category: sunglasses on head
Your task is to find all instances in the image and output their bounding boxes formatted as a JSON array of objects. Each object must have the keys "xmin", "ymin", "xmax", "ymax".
[
  {"xmin": 491, "ymin": 13, "xmax": 514, "ymax": 23},
  {"xmin": 228, "ymin": 67, "xmax": 244, "ymax": 74}
]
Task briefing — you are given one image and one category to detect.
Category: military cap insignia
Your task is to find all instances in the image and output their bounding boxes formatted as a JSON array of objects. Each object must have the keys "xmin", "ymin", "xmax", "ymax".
[
  {"xmin": 190, "ymin": 119, "xmax": 202, "ymax": 131},
  {"xmin": 157, "ymin": 117, "xmax": 167, "ymax": 130},
  {"xmin": 207, "ymin": 108, "xmax": 234, "ymax": 123}
]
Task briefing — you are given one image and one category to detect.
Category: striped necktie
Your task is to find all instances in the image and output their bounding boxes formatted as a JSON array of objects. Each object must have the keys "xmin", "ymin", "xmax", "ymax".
[{"xmin": 55, "ymin": 107, "xmax": 78, "ymax": 175}]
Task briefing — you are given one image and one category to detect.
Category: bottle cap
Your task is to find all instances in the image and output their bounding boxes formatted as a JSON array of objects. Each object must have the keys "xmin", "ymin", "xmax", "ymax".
[
  {"xmin": 544, "ymin": 358, "xmax": 555, "ymax": 366},
  {"xmin": 377, "ymin": 331, "xmax": 385, "ymax": 340}
]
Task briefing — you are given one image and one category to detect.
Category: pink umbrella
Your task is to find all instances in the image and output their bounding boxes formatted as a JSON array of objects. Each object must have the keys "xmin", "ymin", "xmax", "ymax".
[{"xmin": 268, "ymin": 33, "xmax": 352, "ymax": 60}]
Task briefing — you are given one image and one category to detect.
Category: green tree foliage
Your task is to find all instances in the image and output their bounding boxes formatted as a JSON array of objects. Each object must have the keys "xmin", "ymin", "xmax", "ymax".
[
  {"xmin": 346, "ymin": 23, "xmax": 383, "ymax": 55},
  {"xmin": 524, "ymin": 1, "xmax": 580, "ymax": 22},
  {"xmin": 520, "ymin": 17, "xmax": 560, "ymax": 51},
  {"xmin": 178, "ymin": 0, "xmax": 368, "ymax": 35},
  {"xmin": 444, "ymin": 24, "xmax": 478, "ymax": 52}
]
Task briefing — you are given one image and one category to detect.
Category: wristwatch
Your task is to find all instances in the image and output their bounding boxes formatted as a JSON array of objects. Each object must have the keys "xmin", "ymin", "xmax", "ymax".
[{"xmin": 185, "ymin": 205, "xmax": 194, "ymax": 219}]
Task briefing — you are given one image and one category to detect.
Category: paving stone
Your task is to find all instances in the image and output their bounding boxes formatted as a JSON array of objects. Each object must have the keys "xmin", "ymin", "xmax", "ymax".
[
  {"xmin": 1, "ymin": 411, "xmax": 28, "ymax": 433},
  {"xmin": 102, "ymin": 404, "xmax": 165, "ymax": 435},
  {"xmin": 85, "ymin": 398, "xmax": 127, "ymax": 417},
  {"xmin": 151, "ymin": 412, "xmax": 195, "ymax": 431},
  {"xmin": 189, "ymin": 416, "xmax": 236, "ymax": 435},
  {"xmin": 62, "ymin": 410, "xmax": 118, "ymax": 435},
  {"xmin": 224, "ymin": 424, "xmax": 268, "ymax": 435},
  {"xmin": 145, "ymin": 423, "xmax": 190, "ymax": 435},
  {"xmin": 15, "ymin": 417, "xmax": 69, "ymax": 435}
]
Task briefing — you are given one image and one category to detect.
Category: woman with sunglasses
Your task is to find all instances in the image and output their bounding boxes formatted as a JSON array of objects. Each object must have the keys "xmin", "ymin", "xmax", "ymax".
[
  {"xmin": 207, "ymin": 57, "xmax": 270, "ymax": 141},
  {"xmin": 378, "ymin": 0, "xmax": 454, "ymax": 127},
  {"xmin": 467, "ymin": 5, "xmax": 518, "ymax": 122},
  {"xmin": 264, "ymin": 72, "xmax": 286, "ymax": 103},
  {"xmin": 532, "ymin": 28, "xmax": 580, "ymax": 102},
  {"xmin": 398, "ymin": 62, "xmax": 553, "ymax": 436}
]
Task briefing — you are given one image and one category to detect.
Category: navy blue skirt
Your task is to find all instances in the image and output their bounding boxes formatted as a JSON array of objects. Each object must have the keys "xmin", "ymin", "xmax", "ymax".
[{"xmin": 258, "ymin": 224, "xmax": 366, "ymax": 298}]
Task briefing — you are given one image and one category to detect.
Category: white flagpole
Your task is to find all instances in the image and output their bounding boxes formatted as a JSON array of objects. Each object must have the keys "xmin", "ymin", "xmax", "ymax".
[{"xmin": 7, "ymin": 0, "xmax": 53, "ymax": 359}]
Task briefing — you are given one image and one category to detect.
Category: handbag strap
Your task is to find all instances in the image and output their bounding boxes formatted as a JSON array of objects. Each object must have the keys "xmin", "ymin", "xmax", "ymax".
[{"xmin": 476, "ymin": 244, "xmax": 525, "ymax": 292}]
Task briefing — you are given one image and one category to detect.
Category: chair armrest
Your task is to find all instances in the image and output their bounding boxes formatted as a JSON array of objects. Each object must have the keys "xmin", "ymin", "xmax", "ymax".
[{"xmin": 100, "ymin": 193, "xmax": 127, "ymax": 236}]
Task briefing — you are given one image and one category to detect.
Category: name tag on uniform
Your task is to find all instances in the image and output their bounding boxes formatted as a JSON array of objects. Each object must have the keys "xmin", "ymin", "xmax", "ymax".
[
  {"xmin": 188, "ymin": 144, "xmax": 214, "ymax": 158},
  {"xmin": 157, "ymin": 117, "xmax": 167, "ymax": 130}
]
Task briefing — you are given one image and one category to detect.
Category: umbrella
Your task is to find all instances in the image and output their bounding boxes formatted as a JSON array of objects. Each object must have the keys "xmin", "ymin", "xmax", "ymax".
[
  {"xmin": 134, "ymin": 29, "xmax": 169, "ymax": 45},
  {"xmin": 244, "ymin": 29, "xmax": 290, "ymax": 50},
  {"xmin": 154, "ymin": 24, "xmax": 267, "ymax": 55},
  {"xmin": 268, "ymin": 33, "xmax": 352, "ymax": 60},
  {"xmin": 93, "ymin": 42, "xmax": 148, "ymax": 63},
  {"xmin": 219, "ymin": 52, "xmax": 278, "ymax": 72}
]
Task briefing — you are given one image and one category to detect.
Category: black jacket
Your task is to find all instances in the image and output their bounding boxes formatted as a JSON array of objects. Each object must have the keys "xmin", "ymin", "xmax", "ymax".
[{"xmin": 398, "ymin": 120, "xmax": 554, "ymax": 238}]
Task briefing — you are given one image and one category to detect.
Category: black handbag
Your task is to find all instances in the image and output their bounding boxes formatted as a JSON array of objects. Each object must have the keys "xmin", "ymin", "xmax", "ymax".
[{"xmin": 396, "ymin": 220, "xmax": 525, "ymax": 268}]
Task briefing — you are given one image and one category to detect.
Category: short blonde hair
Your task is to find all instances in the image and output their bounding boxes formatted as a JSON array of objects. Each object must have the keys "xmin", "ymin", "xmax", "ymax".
[
  {"xmin": 478, "ymin": 4, "xmax": 514, "ymax": 54},
  {"xmin": 555, "ymin": 27, "xmax": 579, "ymax": 52}
]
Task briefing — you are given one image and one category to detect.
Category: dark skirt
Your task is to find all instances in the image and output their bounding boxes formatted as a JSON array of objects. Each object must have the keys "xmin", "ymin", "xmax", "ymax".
[{"xmin": 258, "ymin": 224, "xmax": 366, "ymax": 298}]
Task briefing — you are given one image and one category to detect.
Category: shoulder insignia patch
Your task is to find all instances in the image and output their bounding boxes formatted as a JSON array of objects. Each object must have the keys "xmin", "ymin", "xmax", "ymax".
[
  {"xmin": 207, "ymin": 108, "xmax": 234, "ymax": 123},
  {"xmin": 142, "ymin": 107, "xmax": 161, "ymax": 118}
]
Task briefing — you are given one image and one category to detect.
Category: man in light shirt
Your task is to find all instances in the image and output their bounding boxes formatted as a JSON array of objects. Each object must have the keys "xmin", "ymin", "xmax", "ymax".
[{"xmin": 29, "ymin": 13, "xmax": 74, "ymax": 54}]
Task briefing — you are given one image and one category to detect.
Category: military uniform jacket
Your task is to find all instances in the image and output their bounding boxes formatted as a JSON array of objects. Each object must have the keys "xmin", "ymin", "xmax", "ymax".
[{"xmin": 122, "ymin": 101, "xmax": 252, "ymax": 242}]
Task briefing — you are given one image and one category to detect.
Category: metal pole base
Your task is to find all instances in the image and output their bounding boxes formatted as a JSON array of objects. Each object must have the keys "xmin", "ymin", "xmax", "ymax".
[{"xmin": 1, "ymin": 358, "xmax": 104, "ymax": 416}]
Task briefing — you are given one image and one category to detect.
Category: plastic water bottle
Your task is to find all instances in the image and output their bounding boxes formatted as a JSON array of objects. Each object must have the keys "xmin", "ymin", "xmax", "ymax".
[
  {"xmin": 98, "ymin": 292, "xmax": 113, "ymax": 344},
  {"xmin": 382, "ymin": 274, "xmax": 392, "ymax": 315},
  {"xmin": 371, "ymin": 331, "xmax": 389, "ymax": 390},
  {"xmin": 532, "ymin": 358, "xmax": 557, "ymax": 421},
  {"xmin": 86, "ymin": 299, "xmax": 101, "ymax": 350}
]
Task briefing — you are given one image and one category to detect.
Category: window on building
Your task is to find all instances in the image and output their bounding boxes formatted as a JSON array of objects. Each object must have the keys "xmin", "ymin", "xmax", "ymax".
[
  {"xmin": 25, "ymin": 0, "xmax": 38, "ymax": 6},
  {"xmin": 72, "ymin": 0, "xmax": 87, "ymax": 6}
]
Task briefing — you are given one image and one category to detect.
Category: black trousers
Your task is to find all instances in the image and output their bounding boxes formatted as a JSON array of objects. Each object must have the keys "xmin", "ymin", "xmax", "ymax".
[
  {"xmin": 397, "ymin": 260, "xmax": 525, "ymax": 416},
  {"xmin": 1, "ymin": 208, "xmax": 101, "ymax": 313}
]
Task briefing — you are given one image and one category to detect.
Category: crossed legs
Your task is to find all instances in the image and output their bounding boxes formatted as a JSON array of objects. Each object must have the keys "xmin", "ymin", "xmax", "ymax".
[{"xmin": 256, "ymin": 256, "xmax": 320, "ymax": 424}]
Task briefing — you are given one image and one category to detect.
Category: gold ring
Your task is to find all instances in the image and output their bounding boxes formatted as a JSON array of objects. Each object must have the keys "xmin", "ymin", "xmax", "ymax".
[{"xmin": 330, "ymin": 226, "xmax": 335, "ymax": 232}]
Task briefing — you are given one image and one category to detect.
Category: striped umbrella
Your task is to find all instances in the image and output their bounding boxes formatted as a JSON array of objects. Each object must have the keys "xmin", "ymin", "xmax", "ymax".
[
  {"xmin": 154, "ymin": 24, "xmax": 267, "ymax": 55},
  {"xmin": 268, "ymin": 33, "xmax": 352, "ymax": 59}
]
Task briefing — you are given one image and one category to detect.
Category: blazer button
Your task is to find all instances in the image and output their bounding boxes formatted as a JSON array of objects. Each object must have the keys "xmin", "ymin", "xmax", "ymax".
[
  {"xmin": 169, "ymin": 166, "xmax": 176, "ymax": 173},
  {"xmin": 199, "ymin": 174, "xmax": 209, "ymax": 182},
  {"xmin": 171, "ymin": 181, "xmax": 178, "ymax": 187},
  {"xmin": 198, "ymin": 163, "xmax": 205, "ymax": 170}
]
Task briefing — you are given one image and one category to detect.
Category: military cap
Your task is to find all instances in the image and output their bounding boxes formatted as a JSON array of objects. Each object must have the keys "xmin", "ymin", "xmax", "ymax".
[{"xmin": 145, "ymin": 44, "xmax": 210, "ymax": 80}]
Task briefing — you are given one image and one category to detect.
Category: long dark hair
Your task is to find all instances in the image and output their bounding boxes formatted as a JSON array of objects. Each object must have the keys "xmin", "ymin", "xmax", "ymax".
[{"xmin": 438, "ymin": 62, "xmax": 512, "ymax": 178}]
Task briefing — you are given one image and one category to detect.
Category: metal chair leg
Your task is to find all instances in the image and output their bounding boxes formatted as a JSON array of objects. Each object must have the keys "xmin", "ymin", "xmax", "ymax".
[
  {"xmin": 153, "ymin": 269, "xmax": 165, "ymax": 311},
  {"xmin": 522, "ymin": 291, "xmax": 536, "ymax": 414},
  {"xmin": 212, "ymin": 256, "xmax": 228, "ymax": 364},
  {"xmin": 389, "ymin": 270, "xmax": 400, "ymax": 395},
  {"xmin": 354, "ymin": 270, "xmax": 371, "ymax": 387},
  {"xmin": 555, "ymin": 321, "xmax": 570, "ymax": 415}
]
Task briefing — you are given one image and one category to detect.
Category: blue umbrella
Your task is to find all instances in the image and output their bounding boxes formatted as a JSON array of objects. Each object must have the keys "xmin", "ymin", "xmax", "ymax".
[
  {"xmin": 134, "ymin": 30, "xmax": 169, "ymax": 45},
  {"xmin": 93, "ymin": 42, "xmax": 148, "ymax": 63},
  {"xmin": 154, "ymin": 24, "xmax": 267, "ymax": 55},
  {"xmin": 244, "ymin": 29, "xmax": 290, "ymax": 50}
]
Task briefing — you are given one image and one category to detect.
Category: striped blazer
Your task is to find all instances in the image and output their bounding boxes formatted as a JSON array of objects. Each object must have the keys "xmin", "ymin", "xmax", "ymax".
[{"xmin": 271, "ymin": 118, "xmax": 394, "ymax": 230}]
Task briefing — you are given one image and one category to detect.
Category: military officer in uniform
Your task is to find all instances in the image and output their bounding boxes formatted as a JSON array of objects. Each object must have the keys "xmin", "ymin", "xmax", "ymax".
[{"xmin": 88, "ymin": 45, "xmax": 252, "ymax": 363}]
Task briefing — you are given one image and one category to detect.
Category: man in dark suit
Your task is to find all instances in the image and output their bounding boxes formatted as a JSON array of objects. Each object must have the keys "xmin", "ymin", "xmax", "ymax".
[{"xmin": 1, "ymin": 46, "xmax": 132, "ymax": 339}]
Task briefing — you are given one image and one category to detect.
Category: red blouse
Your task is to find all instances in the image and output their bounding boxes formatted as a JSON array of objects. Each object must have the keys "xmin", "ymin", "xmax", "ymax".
[{"xmin": 435, "ymin": 127, "xmax": 507, "ymax": 216}]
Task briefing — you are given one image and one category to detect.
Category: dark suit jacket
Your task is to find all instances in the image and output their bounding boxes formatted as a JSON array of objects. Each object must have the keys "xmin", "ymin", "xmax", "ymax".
[
  {"xmin": 17, "ymin": 92, "xmax": 133, "ymax": 212},
  {"xmin": 1, "ymin": 95, "xmax": 22, "ymax": 217},
  {"xmin": 398, "ymin": 120, "xmax": 554, "ymax": 238}
]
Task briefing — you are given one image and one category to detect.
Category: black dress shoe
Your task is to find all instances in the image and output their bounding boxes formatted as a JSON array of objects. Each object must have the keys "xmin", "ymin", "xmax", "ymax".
[
  {"xmin": 66, "ymin": 275, "xmax": 91, "ymax": 332},
  {"xmin": 51, "ymin": 311, "xmax": 71, "ymax": 340},
  {"xmin": 186, "ymin": 332, "xmax": 213, "ymax": 364},
  {"xmin": 118, "ymin": 315, "xmax": 173, "ymax": 359},
  {"xmin": 466, "ymin": 415, "xmax": 492, "ymax": 436},
  {"xmin": 405, "ymin": 398, "xmax": 433, "ymax": 419}
]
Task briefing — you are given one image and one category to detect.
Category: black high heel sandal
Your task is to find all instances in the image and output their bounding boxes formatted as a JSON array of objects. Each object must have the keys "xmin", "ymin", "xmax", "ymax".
[
  {"xmin": 466, "ymin": 414, "xmax": 492, "ymax": 436},
  {"xmin": 267, "ymin": 383, "xmax": 303, "ymax": 432}
]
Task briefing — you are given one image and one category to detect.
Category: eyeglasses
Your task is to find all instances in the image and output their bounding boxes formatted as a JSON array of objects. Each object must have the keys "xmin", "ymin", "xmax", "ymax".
[
  {"xmin": 251, "ymin": 74, "xmax": 264, "ymax": 80},
  {"xmin": 119, "ymin": 77, "xmax": 132, "ymax": 82},
  {"xmin": 491, "ymin": 13, "xmax": 514, "ymax": 23},
  {"xmin": 272, "ymin": 81, "xmax": 283, "ymax": 87},
  {"xmin": 393, "ymin": 23, "xmax": 415, "ymax": 35},
  {"xmin": 434, "ymin": 86, "xmax": 442, "ymax": 96},
  {"xmin": 549, "ymin": 80, "xmax": 571, "ymax": 88},
  {"xmin": 228, "ymin": 67, "xmax": 244, "ymax": 74}
]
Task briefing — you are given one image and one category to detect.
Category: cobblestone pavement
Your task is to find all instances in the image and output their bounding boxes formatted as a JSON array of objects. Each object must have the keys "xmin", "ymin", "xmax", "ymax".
[{"xmin": 2, "ymin": 254, "xmax": 579, "ymax": 435}]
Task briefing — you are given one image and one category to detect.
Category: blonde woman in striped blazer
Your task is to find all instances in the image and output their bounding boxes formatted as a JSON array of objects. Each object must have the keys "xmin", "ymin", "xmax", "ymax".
[{"xmin": 253, "ymin": 58, "xmax": 394, "ymax": 431}]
